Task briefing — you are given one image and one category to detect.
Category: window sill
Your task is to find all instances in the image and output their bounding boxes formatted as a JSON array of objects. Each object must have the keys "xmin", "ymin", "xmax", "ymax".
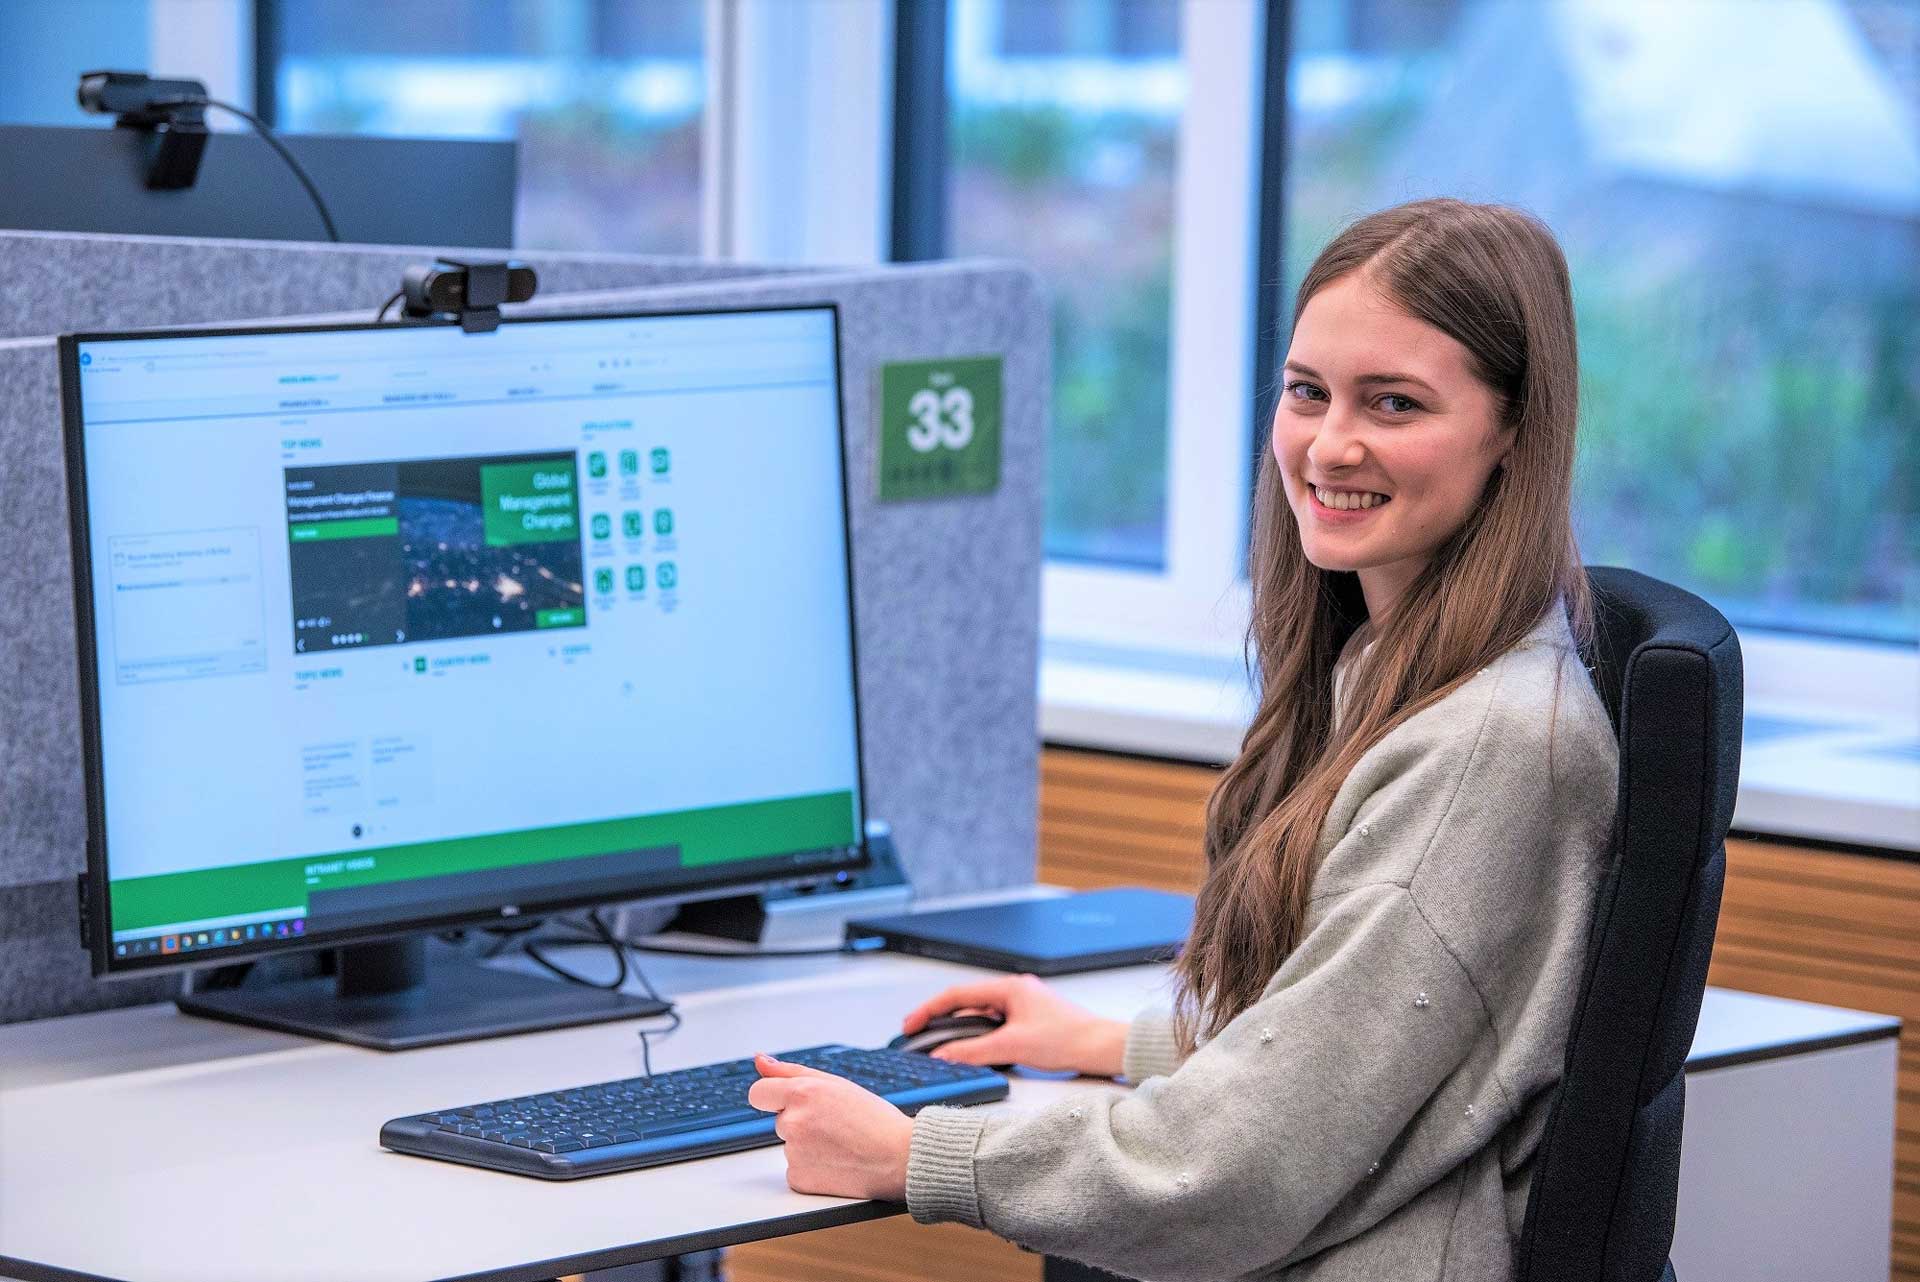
[{"xmin": 1039, "ymin": 648, "xmax": 1920, "ymax": 855}]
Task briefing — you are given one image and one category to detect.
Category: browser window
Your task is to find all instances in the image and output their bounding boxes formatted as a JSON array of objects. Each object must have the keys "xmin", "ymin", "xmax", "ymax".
[{"xmin": 70, "ymin": 308, "xmax": 863, "ymax": 958}]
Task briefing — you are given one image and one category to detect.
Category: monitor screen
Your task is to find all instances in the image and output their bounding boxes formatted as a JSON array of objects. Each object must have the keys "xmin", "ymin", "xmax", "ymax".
[{"xmin": 64, "ymin": 306, "xmax": 864, "ymax": 974}]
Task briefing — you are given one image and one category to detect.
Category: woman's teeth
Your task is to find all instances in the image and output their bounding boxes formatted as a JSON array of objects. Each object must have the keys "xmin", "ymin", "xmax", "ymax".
[{"xmin": 1311, "ymin": 485, "xmax": 1389, "ymax": 511}]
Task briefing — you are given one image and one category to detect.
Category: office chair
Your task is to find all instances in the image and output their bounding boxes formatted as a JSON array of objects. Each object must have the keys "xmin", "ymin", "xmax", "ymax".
[{"xmin": 1516, "ymin": 567, "xmax": 1744, "ymax": 1282}]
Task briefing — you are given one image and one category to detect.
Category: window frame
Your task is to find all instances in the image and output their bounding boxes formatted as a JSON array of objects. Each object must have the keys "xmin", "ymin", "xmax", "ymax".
[
  {"xmin": 247, "ymin": 0, "xmax": 1919, "ymax": 853},
  {"xmin": 892, "ymin": 0, "xmax": 1914, "ymax": 851}
]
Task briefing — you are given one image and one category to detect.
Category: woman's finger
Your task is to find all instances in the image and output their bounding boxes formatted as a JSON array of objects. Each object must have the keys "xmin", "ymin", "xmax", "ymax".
[
  {"xmin": 928, "ymin": 1029, "xmax": 1017, "ymax": 1065},
  {"xmin": 901, "ymin": 980, "xmax": 1014, "ymax": 1032},
  {"xmin": 755, "ymin": 1052, "xmax": 832, "ymax": 1079},
  {"xmin": 747, "ymin": 1077, "xmax": 788, "ymax": 1111}
]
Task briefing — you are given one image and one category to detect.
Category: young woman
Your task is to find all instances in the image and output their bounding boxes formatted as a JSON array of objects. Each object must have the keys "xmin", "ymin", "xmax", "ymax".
[{"xmin": 748, "ymin": 198, "xmax": 1619, "ymax": 1281}]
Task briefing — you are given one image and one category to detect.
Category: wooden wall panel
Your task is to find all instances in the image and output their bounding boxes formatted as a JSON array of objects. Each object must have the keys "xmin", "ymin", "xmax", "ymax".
[
  {"xmin": 1708, "ymin": 838, "xmax": 1920, "ymax": 1280},
  {"xmin": 728, "ymin": 749, "xmax": 1916, "ymax": 1280},
  {"xmin": 727, "ymin": 1221, "xmax": 1036, "ymax": 1282}
]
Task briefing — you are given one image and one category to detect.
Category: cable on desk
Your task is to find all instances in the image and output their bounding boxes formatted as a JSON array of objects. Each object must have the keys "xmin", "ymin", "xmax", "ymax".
[
  {"xmin": 625, "ymin": 952, "xmax": 680, "ymax": 1081},
  {"xmin": 522, "ymin": 911, "xmax": 684, "ymax": 1080}
]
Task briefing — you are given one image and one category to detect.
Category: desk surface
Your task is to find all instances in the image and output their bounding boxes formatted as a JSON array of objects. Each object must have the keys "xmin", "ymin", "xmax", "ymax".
[{"xmin": 0, "ymin": 938, "xmax": 1899, "ymax": 1282}]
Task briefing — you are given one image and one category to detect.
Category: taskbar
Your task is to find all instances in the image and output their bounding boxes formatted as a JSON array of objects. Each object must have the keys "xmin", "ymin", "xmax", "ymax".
[{"xmin": 112, "ymin": 913, "xmax": 308, "ymax": 962}]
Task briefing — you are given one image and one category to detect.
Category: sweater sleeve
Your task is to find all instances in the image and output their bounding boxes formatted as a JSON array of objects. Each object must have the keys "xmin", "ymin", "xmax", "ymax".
[
  {"xmin": 1122, "ymin": 1006, "xmax": 1183, "ymax": 1082},
  {"xmin": 905, "ymin": 709, "xmax": 1573, "ymax": 1282}
]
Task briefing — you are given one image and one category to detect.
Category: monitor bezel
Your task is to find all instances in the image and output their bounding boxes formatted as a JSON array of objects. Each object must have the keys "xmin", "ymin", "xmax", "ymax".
[{"xmin": 61, "ymin": 303, "xmax": 871, "ymax": 978}]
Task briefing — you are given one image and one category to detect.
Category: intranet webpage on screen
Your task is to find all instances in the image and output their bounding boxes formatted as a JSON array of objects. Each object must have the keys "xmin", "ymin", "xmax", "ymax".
[{"xmin": 75, "ymin": 312, "xmax": 861, "ymax": 946}]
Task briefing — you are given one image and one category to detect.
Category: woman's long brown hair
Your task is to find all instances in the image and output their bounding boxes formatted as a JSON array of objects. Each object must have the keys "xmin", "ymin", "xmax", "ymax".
[{"xmin": 1172, "ymin": 198, "xmax": 1592, "ymax": 1048}]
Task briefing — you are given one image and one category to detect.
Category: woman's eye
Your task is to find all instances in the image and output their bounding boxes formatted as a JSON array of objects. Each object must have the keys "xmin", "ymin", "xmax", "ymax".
[
  {"xmin": 1284, "ymin": 380, "xmax": 1326, "ymax": 403},
  {"xmin": 1376, "ymin": 394, "xmax": 1421, "ymax": 415}
]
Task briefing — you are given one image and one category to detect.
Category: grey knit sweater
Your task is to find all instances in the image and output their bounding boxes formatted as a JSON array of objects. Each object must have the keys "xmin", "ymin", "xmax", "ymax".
[{"xmin": 905, "ymin": 607, "xmax": 1617, "ymax": 1281}]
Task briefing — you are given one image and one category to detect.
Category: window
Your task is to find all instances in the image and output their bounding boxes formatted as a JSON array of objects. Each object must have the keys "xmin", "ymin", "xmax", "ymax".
[
  {"xmin": 945, "ymin": 0, "xmax": 1187, "ymax": 568},
  {"xmin": 1282, "ymin": 0, "xmax": 1918, "ymax": 644},
  {"xmin": 263, "ymin": 0, "xmax": 705, "ymax": 255}
]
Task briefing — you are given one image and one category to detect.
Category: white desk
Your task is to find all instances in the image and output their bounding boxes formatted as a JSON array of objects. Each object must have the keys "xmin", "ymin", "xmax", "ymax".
[{"xmin": 0, "ymin": 948, "xmax": 1897, "ymax": 1282}]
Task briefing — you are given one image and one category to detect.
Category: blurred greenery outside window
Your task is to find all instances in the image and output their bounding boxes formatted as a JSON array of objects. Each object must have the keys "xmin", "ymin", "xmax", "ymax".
[
  {"xmin": 948, "ymin": 0, "xmax": 1185, "ymax": 570},
  {"xmin": 269, "ymin": 0, "xmax": 704, "ymax": 255},
  {"xmin": 1286, "ymin": 0, "xmax": 1917, "ymax": 643}
]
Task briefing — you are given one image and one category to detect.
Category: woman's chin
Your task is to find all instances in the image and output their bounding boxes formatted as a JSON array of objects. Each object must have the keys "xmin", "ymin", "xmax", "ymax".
[{"xmin": 1298, "ymin": 539, "xmax": 1375, "ymax": 574}]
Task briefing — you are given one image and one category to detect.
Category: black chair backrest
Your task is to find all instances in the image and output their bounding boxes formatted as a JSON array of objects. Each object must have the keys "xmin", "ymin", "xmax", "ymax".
[{"xmin": 1517, "ymin": 568, "xmax": 1744, "ymax": 1282}]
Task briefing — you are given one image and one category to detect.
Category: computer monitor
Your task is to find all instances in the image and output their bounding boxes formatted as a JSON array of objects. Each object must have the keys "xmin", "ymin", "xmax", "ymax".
[
  {"xmin": 62, "ymin": 305, "xmax": 866, "ymax": 1048},
  {"xmin": 2, "ymin": 123, "xmax": 516, "ymax": 246}
]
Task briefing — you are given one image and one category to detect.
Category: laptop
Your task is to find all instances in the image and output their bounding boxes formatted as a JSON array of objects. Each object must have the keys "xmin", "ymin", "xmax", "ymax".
[{"xmin": 846, "ymin": 887, "xmax": 1194, "ymax": 975}]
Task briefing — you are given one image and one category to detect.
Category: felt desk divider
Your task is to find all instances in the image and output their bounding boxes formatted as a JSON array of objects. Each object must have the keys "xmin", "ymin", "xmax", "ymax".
[
  {"xmin": 0, "ymin": 252, "xmax": 1047, "ymax": 1023},
  {"xmin": 0, "ymin": 228, "xmax": 793, "ymax": 341}
]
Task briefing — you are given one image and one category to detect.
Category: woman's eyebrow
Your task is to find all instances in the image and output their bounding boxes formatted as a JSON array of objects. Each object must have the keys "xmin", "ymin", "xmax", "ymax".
[
  {"xmin": 1355, "ymin": 372, "xmax": 1438, "ymax": 394},
  {"xmin": 1284, "ymin": 361, "xmax": 1438, "ymax": 396}
]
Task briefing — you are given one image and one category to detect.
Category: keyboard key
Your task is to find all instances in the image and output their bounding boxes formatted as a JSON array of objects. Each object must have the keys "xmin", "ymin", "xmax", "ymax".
[{"xmin": 637, "ymin": 1107, "xmax": 761, "ymax": 1137}]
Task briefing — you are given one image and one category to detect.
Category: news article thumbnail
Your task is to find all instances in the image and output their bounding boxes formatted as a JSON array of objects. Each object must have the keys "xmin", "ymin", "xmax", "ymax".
[{"xmin": 286, "ymin": 452, "xmax": 586, "ymax": 654}]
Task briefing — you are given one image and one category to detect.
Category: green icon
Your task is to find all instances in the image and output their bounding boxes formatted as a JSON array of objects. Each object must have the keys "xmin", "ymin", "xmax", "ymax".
[
  {"xmin": 657, "ymin": 561, "xmax": 678, "ymax": 590},
  {"xmin": 653, "ymin": 508, "xmax": 673, "ymax": 536},
  {"xmin": 588, "ymin": 451, "xmax": 607, "ymax": 478},
  {"xmin": 650, "ymin": 447, "xmax": 670, "ymax": 474},
  {"xmin": 591, "ymin": 513, "xmax": 611, "ymax": 540},
  {"xmin": 594, "ymin": 568, "xmax": 614, "ymax": 594},
  {"xmin": 626, "ymin": 565, "xmax": 646, "ymax": 592},
  {"xmin": 619, "ymin": 449, "xmax": 639, "ymax": 475},
  {"xmin": 623, "ymin": 510, "xmax": 643, "ymax": 538},
  {"xmin": 413, "ymin": 657, "xmax": 426, "ymax": 673}
]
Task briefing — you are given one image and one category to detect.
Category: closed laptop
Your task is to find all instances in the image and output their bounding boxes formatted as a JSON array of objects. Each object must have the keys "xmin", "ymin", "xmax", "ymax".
[{"xmin": 846, "ymin": 887, "xmax": 1194, "ymax": 975}]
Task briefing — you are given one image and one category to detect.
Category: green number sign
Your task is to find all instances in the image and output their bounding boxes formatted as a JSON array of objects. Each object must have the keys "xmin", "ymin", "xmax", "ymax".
[{"xmin": 877, "ymin": 356, "xmax": 1002, "ymax": 501}]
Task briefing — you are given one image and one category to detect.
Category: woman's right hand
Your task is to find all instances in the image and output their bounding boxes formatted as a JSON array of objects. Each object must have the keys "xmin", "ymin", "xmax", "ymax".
[{"xmin": 900, "ymin": 973, "xmax": 1128, "ymax": 1077}]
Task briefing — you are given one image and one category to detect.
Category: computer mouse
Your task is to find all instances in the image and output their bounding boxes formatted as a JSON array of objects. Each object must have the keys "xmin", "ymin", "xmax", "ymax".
[{"xmin": 887, "ymin": 1013, "xmax": 1009, "ymax": 1065}]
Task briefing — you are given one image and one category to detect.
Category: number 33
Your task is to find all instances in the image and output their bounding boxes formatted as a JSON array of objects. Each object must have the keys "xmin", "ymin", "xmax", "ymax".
[{"xmin": 907, "ymin": 386, "xmax": 975, "ymax": 453}]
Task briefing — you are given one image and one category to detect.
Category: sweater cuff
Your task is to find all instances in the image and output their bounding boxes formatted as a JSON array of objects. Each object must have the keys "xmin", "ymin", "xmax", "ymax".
[
  {"xmin": 1122, "ymin": 1006, "xmax": 1183, "ymax": 1082},
  {"xmin": 906, "ymin": 1106, "xmax": 987, "ymax": 1227}
]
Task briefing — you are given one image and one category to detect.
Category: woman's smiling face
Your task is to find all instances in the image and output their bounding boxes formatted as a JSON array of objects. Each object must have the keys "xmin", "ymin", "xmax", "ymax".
[{"xmin": 1271, "ymin": 271, "xmax": 1514, "ymax": 616}]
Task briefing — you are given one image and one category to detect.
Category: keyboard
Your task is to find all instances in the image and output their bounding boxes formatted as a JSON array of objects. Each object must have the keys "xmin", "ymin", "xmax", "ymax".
[{"xmin": 379, "ymin": 1044, "xmax": 1009, "ymax": 1180}]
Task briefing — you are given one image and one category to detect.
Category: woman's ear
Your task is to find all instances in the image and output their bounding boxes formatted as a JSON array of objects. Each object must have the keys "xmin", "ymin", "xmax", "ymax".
[{"xmin": 1491, "ymin": 424, "xmax": 1518, "ymax": 472}]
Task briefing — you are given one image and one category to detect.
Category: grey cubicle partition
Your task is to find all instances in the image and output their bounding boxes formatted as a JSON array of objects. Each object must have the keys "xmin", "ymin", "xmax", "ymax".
[
  {"xmin": 0, "ymin": 258, "xmax": 1048, "ymax": 1024},
  {"xmin": 0, "ymin": 228, "xmax": 792, "ymax": 341}
]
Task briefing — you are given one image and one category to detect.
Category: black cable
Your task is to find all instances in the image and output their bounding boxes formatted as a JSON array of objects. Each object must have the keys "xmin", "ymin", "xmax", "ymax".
[
  {"xmin": 375, "ymin": 289, "xmax": 404, "ymax": 322},
  {"xmin": 522, "ymin": 912, "xmax": 694, "ymax": 1079},
  {"xmin": 522, "ymin": 907, "xmax": 628, "ymax": 991},
  {"xmin": 198, "ymin": 97, "xmax": 341, "ymax": 242},
  {"xmin": 619, "ymin": 933, "xmax": 679, "ymax": 1080},
  {"xmin": 633, "ymin": 1007, "xmax": 681, "ymax": 1081}
]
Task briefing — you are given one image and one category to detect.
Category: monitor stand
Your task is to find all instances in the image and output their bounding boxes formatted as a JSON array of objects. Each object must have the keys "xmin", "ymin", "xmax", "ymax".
[{"xmin": 175, "ymin": 936, "xmax": 671, "ymax": 1051}]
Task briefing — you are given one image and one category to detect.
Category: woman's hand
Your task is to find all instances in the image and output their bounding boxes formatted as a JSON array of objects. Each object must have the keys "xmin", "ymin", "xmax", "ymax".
[
  {"xmin": 900, "ymin": 973, "xmax": 1128, "ymax": 1077},
  {"xmin": 747, "ymin": 1053, "xmax": 914, "ymax": 1200}
]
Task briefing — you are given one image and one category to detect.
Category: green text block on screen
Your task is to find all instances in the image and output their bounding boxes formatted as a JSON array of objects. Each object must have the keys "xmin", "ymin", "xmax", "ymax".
[{"xmin": 481, "ymin": 459, "xmax": 579, "ymax": 546}]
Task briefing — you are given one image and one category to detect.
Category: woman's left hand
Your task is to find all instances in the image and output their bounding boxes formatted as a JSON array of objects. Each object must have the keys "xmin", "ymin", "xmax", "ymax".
[{"xmin": 747, "ymin": 1053, "xmax": 914, "ymax": 1200}]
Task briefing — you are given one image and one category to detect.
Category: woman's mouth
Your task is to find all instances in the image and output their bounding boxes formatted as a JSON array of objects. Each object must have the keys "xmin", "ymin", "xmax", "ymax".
[{"xmin": 1309, "ymin": 483, "xmax": 1391, "ymax": 512}]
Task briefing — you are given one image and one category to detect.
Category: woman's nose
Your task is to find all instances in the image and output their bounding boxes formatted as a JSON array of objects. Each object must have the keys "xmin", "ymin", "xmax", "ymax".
[{"xmin": 1305, "ymin": 415, "xmax": 1367, "ymax": 471}]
